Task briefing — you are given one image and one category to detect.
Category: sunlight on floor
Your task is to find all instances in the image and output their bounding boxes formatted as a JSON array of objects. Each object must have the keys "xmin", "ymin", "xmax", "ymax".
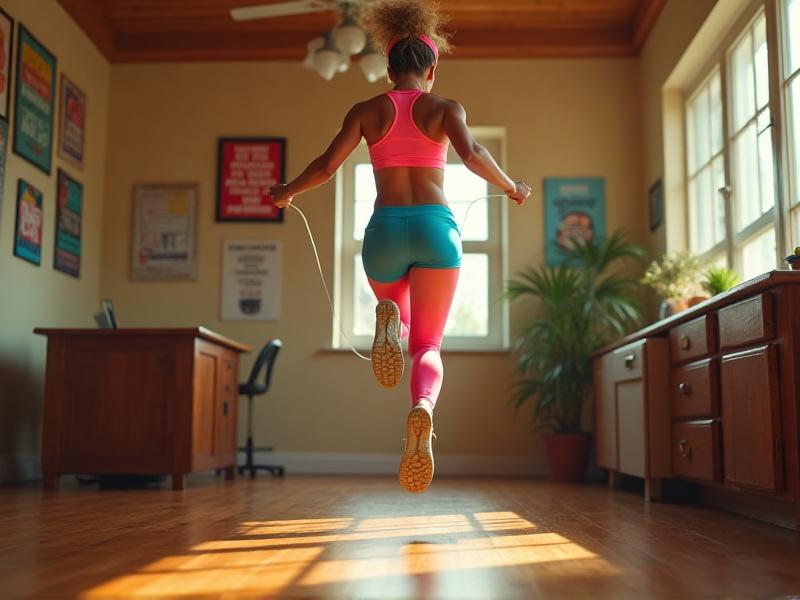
[{"xmin": 81, "ymin": 512, "xmax": 616, "ymax": 598}]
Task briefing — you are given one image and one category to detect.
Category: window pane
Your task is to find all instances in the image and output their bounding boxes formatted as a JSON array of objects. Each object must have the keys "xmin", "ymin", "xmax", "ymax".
[
  {"xmin": 791, "ymin": 78, "xmax": 800, "ymax": 205},
  {"xmin": 698, "ymin": 166, "xmax": 713, "ymax": 253},
  {"xmin": 712, "ymin": 155, "xmax": 727, "ymax": 244},
  {"xmin": 793, "ymin": 208, "xmax": 800, "ymax": 249},
  {"xmin": 732, "ymin": 31, "xmax": 755, "ymax": 131},
  {"xmin": 733, "ymin": 122, "xmax": 760, "ymax": 230},
  {"xmin": 689, "ymin": 176, "xmax": 700, "ymax": 252},
  {"xmin": 710, "ymin": 252, "xmax": 728, "ymax": 269},
  {"xmin": 353, "ymin": 255, "xmax": 377, "ymax": 336},
  {"xmin": 757, "ymin": 112, "xmax": 775, "ymax": 213},
  {"xmin": 710, "ymin": 73, "xmax": 723, "ymax": 154},
  {"xmin": 754, "ymin": 16, "xmax": 770, "ymax": 110},
  {"xmin": 445, "ymin": 253, "xmax": 489, "ymax": 336},
  {"xmin": 787, "ymin": 0, "xmax": 800, "ymax": 75},
  {"xmin": 354, "ymin": 164, "xmax": 376, "ymax": 241},
  {"xmin": 690, "ymin": 88, "xmax": 711, "ymax": 171},
  {"xmin": 443, "ymin": 164, "xmax": 489, "ymax": 241},
  {"xmin": 741, "ymin": 228, "xmax": 776, "ymax": 279}
]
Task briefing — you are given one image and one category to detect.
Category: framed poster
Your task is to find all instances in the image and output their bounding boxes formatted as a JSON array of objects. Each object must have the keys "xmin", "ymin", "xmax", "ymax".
[
  {"xmin": 13, "ymin": 179, "xmax": 43, "ymax": 265},
  {"xmin": 131, "ymin": 183, "xmax": 198, "ymax": 281},
  {"xmin": 216, "ymin": 137, "xmax": 285, "ymax": 222},
  {"xmin": 0, "ymin": 8, "xmax": 13, "ymax": 121},
  {"xmin": 54, "ymin": 169, "xmax": 82, "ymax": 277},
  {"xmin": 13, "ymin": 24, "xmax": 56, "ymax": 174},
  {"xmin": 0, "ymin": 119, "xmax": 8, "ymax": 228},
  {"xmin": 649, "ymin": 178, "xmax": 664, "ymax": 232},
  {"xmin": 221, "ymin": 240, "xmax": 282, "ymax": 321},
  {"xmin": 544, "ymin": 177, "xmax": 606, "ymax": 266},
  {"xmin": 58, "ymin": 74, "xmax": 86, "ymax": 169}
]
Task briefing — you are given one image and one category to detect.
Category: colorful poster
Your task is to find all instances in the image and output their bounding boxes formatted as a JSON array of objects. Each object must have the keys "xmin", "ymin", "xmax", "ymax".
[
  {"xmin": 216, "ymin": 137, "xmax": 285, "ymax": 222},
  {"xmin": 131, "ymin": 183, "xmax": 198, "ymax": 280},
  {"xmin": 0, "ymin": 119, "xmax": 8, "ymax": 228},
  {"xmin": 0, "ymin": 9, "xmax": 13, "ymax": 120},
  {"xmin": 54, "ymin": 169, "xmax": 82, "ymax": 277},
  {"xmin": 544, "ymin": 177, "xmax": 606, "ymax": 266},
  {"xmin": 58, "ymin": 74, "xmax": 86, "ymax": 169},
  {"xmin": 221, "ymin": 240, "xmax": 282, "ymax": 321},
  {"xmin": 13, "ymin": 179, "xmax": 43, "ymax": 265},
  {"xmin": 13, "ymin": 25, "xmax": 56, "ymax": 174}
]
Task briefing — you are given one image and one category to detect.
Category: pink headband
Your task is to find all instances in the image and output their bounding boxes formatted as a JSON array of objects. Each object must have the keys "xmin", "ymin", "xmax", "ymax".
[{"xmin": 386, "ymin": 34, "xmax": 439, "ymax": 63}]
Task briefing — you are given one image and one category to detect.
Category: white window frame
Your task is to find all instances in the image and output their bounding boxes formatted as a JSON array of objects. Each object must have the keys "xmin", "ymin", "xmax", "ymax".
[
  {"xmin": 780, "ymin": 0, "xmax": 800, "ymax": 245},
  {"xmin": 683, "ymin": 2, "xmax": 790, "ymax": 277},
  {"xmin": 333, "ymin": 127, "xmax": 509, "ymax": 352}
]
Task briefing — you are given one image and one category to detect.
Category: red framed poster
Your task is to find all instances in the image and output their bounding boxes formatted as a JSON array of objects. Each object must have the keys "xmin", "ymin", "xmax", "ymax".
[{"xmin": 216, "ymin": 137, "xmax": 285, "ymax": 222}]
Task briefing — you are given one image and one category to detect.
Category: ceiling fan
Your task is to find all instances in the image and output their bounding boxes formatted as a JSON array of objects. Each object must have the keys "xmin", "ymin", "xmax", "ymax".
[{"xmin": 230, "ymin": 1, "xmax": 386, "ymax": 82}]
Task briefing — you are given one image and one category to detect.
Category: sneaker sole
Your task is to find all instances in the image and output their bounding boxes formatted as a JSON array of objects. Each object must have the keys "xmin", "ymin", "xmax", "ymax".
[
  {"xmin": 372, "ymin": 300, "xmax": 404, "ymax": 388},
  {"xmin": 398, "ymin": 405, "xmax": 434, "ymax": 493}
]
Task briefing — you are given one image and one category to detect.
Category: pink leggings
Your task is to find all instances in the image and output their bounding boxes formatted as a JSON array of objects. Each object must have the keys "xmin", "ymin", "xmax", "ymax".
[{"xmin": 368, "ymin": 267, "xmax": 460, "ymax": 408}]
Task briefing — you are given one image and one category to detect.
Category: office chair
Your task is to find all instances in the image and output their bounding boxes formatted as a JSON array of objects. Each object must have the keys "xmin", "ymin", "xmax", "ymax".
[{"xmin": 238, "ymin": 339, "xmax": 285, "ymax": 478}]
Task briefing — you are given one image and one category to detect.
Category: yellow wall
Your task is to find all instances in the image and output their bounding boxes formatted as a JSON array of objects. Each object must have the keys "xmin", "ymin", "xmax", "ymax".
[
  {"xmin": 0, "ymin": 0, "xmax": 109, "ymax": 474},
  {"xmin": 101, "ymin": 58, "xmax": 643, "ymax": 466}
]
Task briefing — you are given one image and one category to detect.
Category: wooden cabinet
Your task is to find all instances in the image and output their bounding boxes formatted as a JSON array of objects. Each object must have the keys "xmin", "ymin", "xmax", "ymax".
[
  {"xmin": 593, "ymin": 339, "xmax": 670, "ymax": 501},
  {"xmin": 35, "ymin": 328, "xmax": 251, "ymax": 491},
  {"xmin": 592, "ymin": 272, "xmax": 800, "ymax": 532}
]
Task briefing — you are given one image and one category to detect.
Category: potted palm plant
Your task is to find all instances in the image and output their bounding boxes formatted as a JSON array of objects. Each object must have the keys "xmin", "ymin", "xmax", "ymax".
[{"xmin": 505, "ymin": 232, "xmax": 645, "ymax": 482}]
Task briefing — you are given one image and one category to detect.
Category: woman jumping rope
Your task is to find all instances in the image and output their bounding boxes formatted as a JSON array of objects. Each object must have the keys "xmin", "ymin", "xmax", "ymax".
[{"xmin": 270, "ymin": 0, "xmax": 531, "ymax": 493}]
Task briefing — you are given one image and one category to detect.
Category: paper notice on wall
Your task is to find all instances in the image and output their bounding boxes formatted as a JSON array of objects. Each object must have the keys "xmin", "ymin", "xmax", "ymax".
[{"xmin": 221, "ymin": 240, "xmax": 282, "ymax": 321}]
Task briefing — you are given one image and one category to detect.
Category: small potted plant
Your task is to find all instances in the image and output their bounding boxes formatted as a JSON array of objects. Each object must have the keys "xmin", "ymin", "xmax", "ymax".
[
  {"xmin": 641, "ymin": 251, "xmax": 704, "ymax": 319},
  {"xmin": 702, "ymin": 266, "xmax": 740, "ymax": 296},
  {"xmin": 785, "ymin": 247, "xmax": 800, "ymax": 270},
  {"xmin": 504, "ymin": 232, "xmax": 645, "ymax": 483}
]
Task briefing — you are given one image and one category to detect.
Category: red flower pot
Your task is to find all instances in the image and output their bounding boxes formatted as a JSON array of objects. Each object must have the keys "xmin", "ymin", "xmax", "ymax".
[{"xmin": 545, "ymin": 432, "xmax": 591, "ymax": 483}]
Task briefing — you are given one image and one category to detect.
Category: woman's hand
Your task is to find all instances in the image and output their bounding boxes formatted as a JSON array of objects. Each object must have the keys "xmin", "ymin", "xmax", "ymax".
[
  {"xmin": 270, "ymin": 183, "xmax": 294, "ymax": 209},
  {"xmin": 506, "ymin": 180, "xmax": 531, "ymax": 206}
]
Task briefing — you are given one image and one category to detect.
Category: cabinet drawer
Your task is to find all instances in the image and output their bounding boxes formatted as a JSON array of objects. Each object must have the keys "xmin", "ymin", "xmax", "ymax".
[
  {"xmin": 611, "ymin": 341, "xmax": 645, "ymax": 382},
  {"xmin": 670, "ymin": 315, "xmax": 714, "ymax": 364},
  {"xmin": 672, "ymin": 420, "xmax": 721, "ymax": 483},
  {"xmin": 718, "ymin": 293, "xmax": 774, "ymax": 351},
  {"xmin": 671, "ymin": 359, "xmax": 718, "ymax": 419}
]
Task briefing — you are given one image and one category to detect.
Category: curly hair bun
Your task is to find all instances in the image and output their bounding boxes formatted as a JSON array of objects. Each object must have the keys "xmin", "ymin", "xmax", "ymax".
[{"xmin": 361, "ymin": 0, "xmax": 452, "ymax": 55}]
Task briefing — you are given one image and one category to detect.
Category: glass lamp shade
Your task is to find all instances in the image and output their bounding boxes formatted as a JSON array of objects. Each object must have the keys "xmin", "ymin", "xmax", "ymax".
[
  {"xmin": 303, "ymin": 36, "xmax": 325, "ymax": 69},
  {"xmin": 359, "ymin": 52, "xmax": 387, "ymax": 82},
  {"xmin": 333, "ymin": 17, "xmax": 367, "ymax": 55},
  {"xmin": 338, "ymin": 54, "xmax": 350, "ymax": 73},
  {"xmin": 314, "ymin": 49, "xmax": 341, "ymax": 80}
]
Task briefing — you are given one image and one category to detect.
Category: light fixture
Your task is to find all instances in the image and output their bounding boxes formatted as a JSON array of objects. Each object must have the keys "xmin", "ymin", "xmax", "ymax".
[
  {"xmin": 303, "ymin": 36, "xmax": 325, "ymax": 70},
  {"xmin": 358, "ymin": 37, "xmax": 387, "ymax": 83},
  {"xmin": 332, "ymin": 8, "xmax": 367, "ymax": 55},
  {"xmin": 312, "ymin": 31, "xmax": 342, "ymax": 81}
]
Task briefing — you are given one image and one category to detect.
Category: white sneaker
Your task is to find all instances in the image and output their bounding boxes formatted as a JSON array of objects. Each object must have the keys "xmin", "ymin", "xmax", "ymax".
[
  {"xmin": 399, "ymin": 400, "xmax": 434, "ymax": 493},
  {"xmin": 372, "ymin": 299, "xmax": 404, "ymax": 388}
]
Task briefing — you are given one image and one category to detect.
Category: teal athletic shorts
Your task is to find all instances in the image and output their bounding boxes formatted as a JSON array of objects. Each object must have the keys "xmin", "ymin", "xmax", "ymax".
[{"xmin": 361, "ymin": 204, "xmax": 462, "ymax": 283}]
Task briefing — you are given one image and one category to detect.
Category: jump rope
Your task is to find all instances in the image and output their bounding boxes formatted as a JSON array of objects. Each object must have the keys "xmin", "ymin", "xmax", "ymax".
[{"xmin": 287, "ymin": 194, "xmax": 509, "ymax": 361}]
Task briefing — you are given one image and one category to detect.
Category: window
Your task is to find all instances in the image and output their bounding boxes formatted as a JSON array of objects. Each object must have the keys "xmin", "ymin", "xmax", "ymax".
[
  {"xmin": 784, "ymin": 0, "xmax": 800, "ymax": 246},
  {"xmin": 336, "ymin": 129, "xmax": 508, "ymax": 351},
  {"xmin": 684, "ymin": 9, "xmax": 782, "ymax": 281}
]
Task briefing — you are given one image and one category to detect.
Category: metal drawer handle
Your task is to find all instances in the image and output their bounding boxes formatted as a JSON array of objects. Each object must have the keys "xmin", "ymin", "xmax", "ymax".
[
  {"xmin": 678, "ymin": 439, "xmax": 692, "ymax": 459},
  {"xmin": 624, "ymin": 354, "xmax": 636, "ymax": 369},
  {"xmin": 679, "ymin": 336, "xmax": 691, "ymax": 350},
  {"xmin": 678, "ymin": 382, "xmax": 692, "ymax": 395},
  {"xmin": 223, "ymin": 401, "xmax": 229, "ymax": 416}
]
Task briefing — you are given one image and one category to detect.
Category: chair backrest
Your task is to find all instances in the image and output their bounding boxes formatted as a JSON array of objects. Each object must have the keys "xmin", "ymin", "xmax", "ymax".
[{"xmin": 245, "ymin": 339, "xmax": 283, "ymax": 394}]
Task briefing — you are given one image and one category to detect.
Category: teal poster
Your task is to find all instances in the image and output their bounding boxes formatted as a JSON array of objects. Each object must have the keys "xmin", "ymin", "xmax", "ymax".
[
  {"xmin": 544, "ymin": 177, "xmax": 606, "ymax": 266},
  {"xmin": 13, "ymin": 25, "xmax": 56, "ymax": 174},
  {"xmin": 0, "ymin": 120, "xmax": 8, "ymax": 229},
  {"xmin": 54, "ymin": 169, "xmax": 82, "ymax": 277},
  {"xmin": 13, "ymin": 179, "xmax": 43, "ymax": 265}
]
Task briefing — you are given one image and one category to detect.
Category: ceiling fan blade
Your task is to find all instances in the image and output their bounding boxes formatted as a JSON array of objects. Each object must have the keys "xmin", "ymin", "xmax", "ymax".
[{"xmin": 231, "ymin": 1, "xmax": 332, "ymax": 21}]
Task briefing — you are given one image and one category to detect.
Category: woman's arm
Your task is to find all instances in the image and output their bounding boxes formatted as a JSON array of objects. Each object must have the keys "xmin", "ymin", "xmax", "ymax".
[
  {"xmin": 271, "ymin": 104, "xmax": 364, "ymax": 208},
  {"xmin": 443, "ymin": 100, "xmax": 530, "ymax": 205}
]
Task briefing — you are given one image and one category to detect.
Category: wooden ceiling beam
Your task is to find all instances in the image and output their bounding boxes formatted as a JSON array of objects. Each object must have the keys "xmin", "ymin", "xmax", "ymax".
[{"xmin": 56, "ymin": 0, "xmax": 116, "ymax": 60}]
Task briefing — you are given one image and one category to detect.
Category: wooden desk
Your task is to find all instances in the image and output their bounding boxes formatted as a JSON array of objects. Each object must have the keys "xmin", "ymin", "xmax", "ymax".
[{"xmin": 34, "ymin": 328, "xmax": 252, "ymax": 490}]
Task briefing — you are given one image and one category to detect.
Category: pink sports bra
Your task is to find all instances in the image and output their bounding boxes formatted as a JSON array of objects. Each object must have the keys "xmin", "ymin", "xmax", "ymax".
[{"xmin": 368, "ymin": 90, "xmax": 449, "ymax": 171}]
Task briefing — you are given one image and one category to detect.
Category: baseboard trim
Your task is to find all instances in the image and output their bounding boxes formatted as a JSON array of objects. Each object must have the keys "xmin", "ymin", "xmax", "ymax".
[
  {"xmin": 241, "ymin": 451, "xmax": 547, "ymax": 476},
  {"xmin": 0, "ymin": 453, "xmax": 41, "ymax": 484}
]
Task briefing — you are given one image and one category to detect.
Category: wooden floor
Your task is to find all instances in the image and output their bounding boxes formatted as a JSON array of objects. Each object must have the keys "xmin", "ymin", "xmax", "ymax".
[{"xmin": 2, "ymin": 475, "xmax": 800, "ymax": 599}]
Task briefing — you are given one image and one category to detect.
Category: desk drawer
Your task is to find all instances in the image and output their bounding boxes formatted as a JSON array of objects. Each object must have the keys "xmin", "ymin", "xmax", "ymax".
[
  {"xmin": 611, "ymin": 341, "xmax": 645, "ymax": 382},
  {"xmin": 671, "ymin": 358, "xmax": 718, "ymax": 419},
  {"xmin": 718, "ymin": 293, "xmax": 774, "ymax": 351},
  {"xmin": 670, "ymin": 315, "xmax": 714, "ymax": 364},
  {"xmin": 672, "ymin": 420, "xmax": 721, "ymax": 483}
]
